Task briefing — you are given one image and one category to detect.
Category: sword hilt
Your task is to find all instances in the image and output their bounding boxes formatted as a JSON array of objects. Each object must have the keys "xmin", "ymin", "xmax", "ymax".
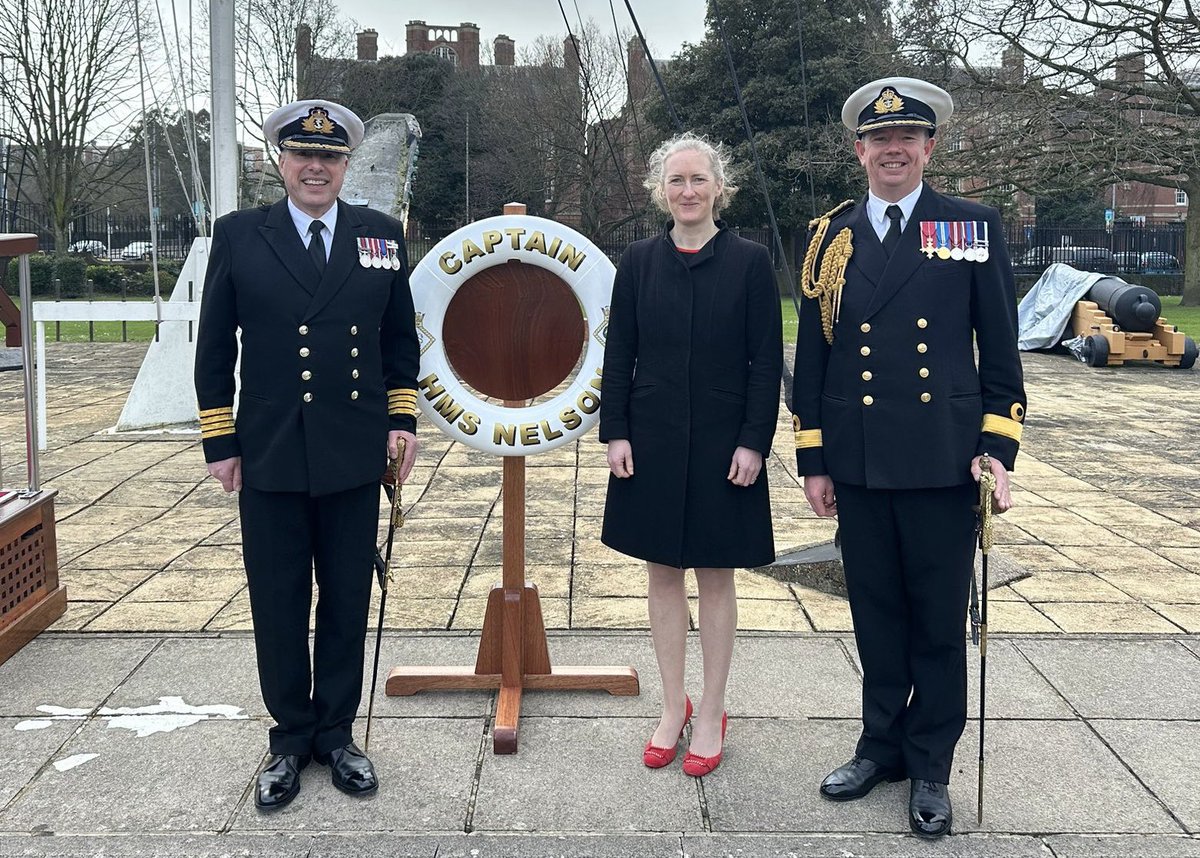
[{"xmin": 978, "ymin": 452, "xmax": 997, "ymax": 554}]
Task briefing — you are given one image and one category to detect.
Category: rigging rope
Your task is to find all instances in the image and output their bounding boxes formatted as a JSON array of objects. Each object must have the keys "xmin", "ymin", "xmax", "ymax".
[
  {"xmin": 132, "ymin": 0, "xmax": 163, "ymax": 338},
  {"xmin": 792, "ymin": 0, "xmax": 817, "ymax": 220},
  {"xmin": 710, "ymin": 0, "xmax": 801, "ymax": 318},
  {"xmin": 607, "ymin": 0, "xmax": 649, "ymax": 167},
  {"xmin": 167, "ymin": 0, "xmax": 209, "ymax": 232},
  {"xmin": 622, "ymin": 0, "xmax": 684, "ymax": 133},
  {"xmin": 146, "ymin": 0, "xmax": 204, "ymax": 227},
  {"xmin": 556, "ymin": 0, "xmax": 642, "ymax": 221}
]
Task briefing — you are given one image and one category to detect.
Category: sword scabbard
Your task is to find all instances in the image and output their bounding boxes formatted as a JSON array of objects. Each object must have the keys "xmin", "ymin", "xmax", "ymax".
[{"xmin": 977, "ymin": 759, "xmax": 985, "ymax": 824}]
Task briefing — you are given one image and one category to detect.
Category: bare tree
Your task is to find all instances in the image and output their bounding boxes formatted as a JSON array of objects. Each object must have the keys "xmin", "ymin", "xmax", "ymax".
[
  {"xmin": 235, "ymin": 0, "xmax": 356, "ymax": 194},
  {"xmin": 473, "ymin": 23, "xmax": 649, "ymax": 236},
  {"xmin": 897, "ymin": 0, "xmax": 1200, "ymax": 303},
  {"xmin": 0, "ymin": 0, "xmax": 144, "ymax": 254}
]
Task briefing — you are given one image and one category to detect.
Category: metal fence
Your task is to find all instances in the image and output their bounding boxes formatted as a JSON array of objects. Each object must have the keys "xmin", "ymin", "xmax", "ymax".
[
  {"xmin": 1004, "ymin": 220, "xmax": 1186, "ymax": 278},
  {"xmin": 6, "ymin": 198, "xmax": 1186, "ymax": 280},
  {"xmin": 4, "ymin": 202, "xmax": 200, "ymax": 260}
]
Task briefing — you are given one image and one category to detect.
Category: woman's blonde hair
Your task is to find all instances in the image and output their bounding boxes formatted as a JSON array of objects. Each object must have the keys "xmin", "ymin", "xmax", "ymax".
[{"xmin": 643, "ymin": 131, "xmax": 739, "ymax": 214}]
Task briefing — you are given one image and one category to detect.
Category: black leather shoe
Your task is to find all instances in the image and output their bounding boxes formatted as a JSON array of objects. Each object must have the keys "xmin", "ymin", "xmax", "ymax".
[
  {"xmin": 909, "ymin": 778, "xmax": 953, "ymax": 839},
  {"xmin": 819, "ymin": 756, "xmax": 905, "ymax": 801},
  {"xmin": 254, "ymin": 753, "xmax": 310, "ymax": 810},
  {"xmin": 315, "ymin": 742, "xmax": 378, "ymax": 796}
]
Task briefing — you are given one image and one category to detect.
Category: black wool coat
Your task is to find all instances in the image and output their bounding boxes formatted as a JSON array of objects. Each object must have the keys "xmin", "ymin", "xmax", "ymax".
[
  {"xmin": 194, "ymin": 199, "xmax": 420, "ymax": 497},
  {"xmin": 599, "ymin": 224, "xmax": 783, "ymax": 569}
]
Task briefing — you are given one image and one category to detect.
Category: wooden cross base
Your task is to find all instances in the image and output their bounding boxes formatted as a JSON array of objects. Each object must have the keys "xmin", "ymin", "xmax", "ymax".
[
  {"xmin": 385, "ymin": 579, "xmax": 639, "ymax": 754},
  {"xmin": 384, "ymin": 456, "xmax": 639, "ymax": 754}
]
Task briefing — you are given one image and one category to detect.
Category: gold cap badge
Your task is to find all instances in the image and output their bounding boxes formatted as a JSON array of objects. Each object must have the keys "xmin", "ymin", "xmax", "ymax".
[
  {"xmin": 300, "ymin": 107, "xmax": 337, "ymax": 136},
  {"xmin": 874, "ymin": 88, "xmax": 905, "ymax": 115}
]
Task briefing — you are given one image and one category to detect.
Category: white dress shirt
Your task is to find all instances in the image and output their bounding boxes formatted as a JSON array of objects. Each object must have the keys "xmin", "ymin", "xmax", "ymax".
[
  {"xmin": 287, "ymin": 198, "xmax": 338, "ymax": 259},
  {"xmin": 866, "ymin": 185, "xmax": 923, "ymax": 241}
]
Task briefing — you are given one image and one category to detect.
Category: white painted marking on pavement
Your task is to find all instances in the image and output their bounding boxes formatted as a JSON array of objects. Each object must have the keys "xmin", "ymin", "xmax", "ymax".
[
  {"xmin": 53, "ymin": 754, "xmax": 99, "ymax": 772},
  {"xmin": 13, "ymin": 697, "xmax": 247, "ymax": 738}
]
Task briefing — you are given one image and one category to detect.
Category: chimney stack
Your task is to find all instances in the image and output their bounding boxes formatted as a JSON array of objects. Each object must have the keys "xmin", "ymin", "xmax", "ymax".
[
  {"xmin": 494, "ymin": 34, "xmax": 515, "ymax": 66},
  {"xmin": 357, "ymin": 29, "xmax": 378, "ymax": 62}
]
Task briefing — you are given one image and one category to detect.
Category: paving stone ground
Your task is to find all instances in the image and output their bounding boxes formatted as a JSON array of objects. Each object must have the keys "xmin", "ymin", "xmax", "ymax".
[
  {"xmin": 2, "ymin": 343, "xmax": 1198, "ymax": 636},
  {"xmin": 0, "ymin": 632, "xmax": 1197, "ymax": 856},
  {"xmin": 0, "ymin": 342, "xmax": 1197, "ymax": 856}
]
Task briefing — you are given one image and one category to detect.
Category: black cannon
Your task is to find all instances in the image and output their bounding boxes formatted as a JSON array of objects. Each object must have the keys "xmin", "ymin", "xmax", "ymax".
[
  {"xmin": 1072, "ymin": 276, "xmax": 1196, "ymax": 369},
  {"xmin": 1086, "ymin": 276, "xmax": 1161, "ymax": 333}
]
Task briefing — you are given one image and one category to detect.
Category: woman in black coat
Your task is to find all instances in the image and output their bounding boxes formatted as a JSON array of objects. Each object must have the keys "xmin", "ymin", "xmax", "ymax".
[{"xmin": 599, "ymin": 132, "xmax": 783, "ymax": 777}]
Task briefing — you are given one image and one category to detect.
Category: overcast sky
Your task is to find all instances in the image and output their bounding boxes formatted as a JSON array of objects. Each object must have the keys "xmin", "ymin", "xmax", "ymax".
[{"xmin": 330, "ymin": 0, "xmax": 710, "ymax": 61}]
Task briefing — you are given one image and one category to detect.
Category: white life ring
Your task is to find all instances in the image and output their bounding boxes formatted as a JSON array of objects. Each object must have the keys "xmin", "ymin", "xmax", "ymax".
[{"xmin": 409, "ymin": 214, "xmax": 616, "ymax": 456}]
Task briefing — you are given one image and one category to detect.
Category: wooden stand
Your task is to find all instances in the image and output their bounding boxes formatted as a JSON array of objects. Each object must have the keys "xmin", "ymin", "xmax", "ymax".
[
  {"xmin": 1072, "ymin": 299, "xmax": 1197, "ymax": 368},
  {"xmin": 384, "ymin": 203, "xmax": 639, "ymax": 754},
  {"xmin": 0, "ymin": 492, "xmax": 65, "ymax": 666},
  {"xmin": 385, "ymin": 454, "xmax": 638, "ymax": 753}
]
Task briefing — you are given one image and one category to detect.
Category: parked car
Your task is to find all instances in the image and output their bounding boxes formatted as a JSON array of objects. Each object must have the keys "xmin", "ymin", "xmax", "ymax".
[
  {"xmin": 1140, "ymin": 251, "xmax": 1180, "ymax": 273},
  {"xmin": 1113, "ymin": 251, "xmax": 1140, "ymax": 272},
  {"xmin": 68, "ymin": 240, "xmax": 107, "ymax": 256},
  {"xmin": 1016, "ymin": 246, "xmax": 1116, "ymax": 273},
  {"xmin": 118, "ymin": 241, "xmax": 155, "ymax": 260}
]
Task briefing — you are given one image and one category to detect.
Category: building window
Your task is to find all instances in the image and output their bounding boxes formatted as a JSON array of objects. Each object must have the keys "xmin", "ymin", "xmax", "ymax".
[
  {"xmin": 998, "ymin": 183, "xmax": 1015, "ymax": 194},
  {"xmin": 433, "ymin": 44, "xmax": 458, "ymax": 66},
  {"xmin": 1176, "ymin": 188, "xmax": 1188, "ymax": 206}
]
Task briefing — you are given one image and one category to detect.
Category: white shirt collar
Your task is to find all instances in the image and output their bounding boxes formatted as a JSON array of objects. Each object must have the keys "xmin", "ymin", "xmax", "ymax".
[
  {"xmin": 867, "ymin": 184, "xmax": 923, "ymax": 238},
  {"xmin": 287, "ymin": 198, "xmax": 338, "ymax": 243}
]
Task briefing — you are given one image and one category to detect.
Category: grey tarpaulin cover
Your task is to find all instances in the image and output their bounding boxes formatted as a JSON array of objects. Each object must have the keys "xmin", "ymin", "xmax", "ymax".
[{"xmin": 1017, "ymin": 263, "xmax": 1107, "ymax": 350}]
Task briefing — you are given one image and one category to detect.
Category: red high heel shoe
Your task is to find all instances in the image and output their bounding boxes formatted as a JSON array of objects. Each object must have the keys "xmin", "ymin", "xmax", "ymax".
[
  {"xmin": 681, "ymin": 711, "xmax": 727, "ymax": 777},
  {"xmin": 642, "ymin": 695, "xmax": 693, "ymax": 768}
]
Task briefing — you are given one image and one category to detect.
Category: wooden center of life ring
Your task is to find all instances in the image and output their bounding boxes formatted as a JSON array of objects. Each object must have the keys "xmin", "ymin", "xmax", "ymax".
[{"xmin": 408, "ymin": 214, "xmax": 616, "ymax": 455}]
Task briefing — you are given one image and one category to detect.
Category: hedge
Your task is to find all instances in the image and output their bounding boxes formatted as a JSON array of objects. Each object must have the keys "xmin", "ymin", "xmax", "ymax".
[{"xmin": 4, "ymin": 256, "xmax": 185, "ymax": 298}]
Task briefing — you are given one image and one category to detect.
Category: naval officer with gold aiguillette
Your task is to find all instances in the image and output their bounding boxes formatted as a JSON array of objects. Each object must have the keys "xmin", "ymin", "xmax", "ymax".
[
  {"xmin": 790, "ymin": 78, "xmax": 1026, "ymax": 838},
  {"xmin": 194, "ymin": 99, "xmax": 420, "ymax": 810}
]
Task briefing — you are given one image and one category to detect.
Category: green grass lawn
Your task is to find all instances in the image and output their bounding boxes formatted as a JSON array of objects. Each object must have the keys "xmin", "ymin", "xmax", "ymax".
[
  {"xmin": 782, "ymin": 298, "xmax": 799, "ymax": 340},
  {"xmin": 15, "ymin": 294, "xmax": 1199, "ymax": 347},
  {"xmin": 1160, "ymin": 296, "xmax": 1200, "ymax": 338}
]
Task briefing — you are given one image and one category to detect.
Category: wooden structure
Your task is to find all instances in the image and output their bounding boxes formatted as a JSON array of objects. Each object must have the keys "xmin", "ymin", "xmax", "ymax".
[
  {"xmin": 0, "ymin": 234, "xmax": 65, "ymax": 666},
  {"xmin": 0, "ymin": 493, "xmax": 64, "ymax": 665},
  {"xmin": 1072, "ymin": 299, "xmax": 1197, "ymax": 368},
  {"xmin": 385, "ymin": 204, "xmax": 638, "ymax": 753}
]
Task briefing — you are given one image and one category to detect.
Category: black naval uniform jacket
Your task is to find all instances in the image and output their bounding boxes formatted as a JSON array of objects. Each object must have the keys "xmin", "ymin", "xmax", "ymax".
[
  {"xmin": 195, "ymin": 199, "xmax": 420, "ymax": 495},
  {"xmin": 599, "ymin": 224, "xmax": 783, "ymax": 569},
  {"xmin": 791, "ymin": 184, "xmax": 1026, "ymax": 487}
]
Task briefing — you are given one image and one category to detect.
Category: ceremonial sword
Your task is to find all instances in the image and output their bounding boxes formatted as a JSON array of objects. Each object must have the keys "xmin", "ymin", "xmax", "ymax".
[
  {"xmin": 364, "ymin": 443, "xmax": 405, "ymax": 753},
  {"xmin": 974, "ymin": 452, "xmax": 997, "ymax": 824}
]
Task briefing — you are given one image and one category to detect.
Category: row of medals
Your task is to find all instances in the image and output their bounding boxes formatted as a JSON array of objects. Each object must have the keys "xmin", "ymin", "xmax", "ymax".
[
  {"xmin": 357, "ymin": 237, "xmax": 403, "ymax": 270},
  {"xmin": 919, "ymin": 220, "xmax": 990, "ymax": 262}
]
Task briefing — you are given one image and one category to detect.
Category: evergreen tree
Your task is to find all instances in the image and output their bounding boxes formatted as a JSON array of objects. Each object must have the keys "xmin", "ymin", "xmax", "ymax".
[{"xmin": 648, "ymin": 0, "xmax": 896, "ymax": 238}]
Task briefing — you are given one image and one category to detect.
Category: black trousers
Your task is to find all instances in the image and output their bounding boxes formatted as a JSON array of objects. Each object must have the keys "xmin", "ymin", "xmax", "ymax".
[
  {"xmin": 834, "ymin": 480, "xmax": 977, "ymax": 784},
  {"xmin": 239, "ymin": 481, "xmax": 379, "ymax": 756}
]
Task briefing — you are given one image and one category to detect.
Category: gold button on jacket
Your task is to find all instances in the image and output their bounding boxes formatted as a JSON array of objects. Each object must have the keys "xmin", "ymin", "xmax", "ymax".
[
  {"xmin": 193, "ymin": 200, "xmax": 421, "ymax": 496},
  {"xmin": 789, "ymin": 189, "xmax": 1027, "ymax": 489}
]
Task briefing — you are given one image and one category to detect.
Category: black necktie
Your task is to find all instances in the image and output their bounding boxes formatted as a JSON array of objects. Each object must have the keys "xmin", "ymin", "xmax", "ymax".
[
  {"xmin": 882, "ymin": 204, "xmax": 903, "ymax": 257},
  {"xmin": 308, "ymin": 220, "xmax": 327, "ymax": 275}
]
